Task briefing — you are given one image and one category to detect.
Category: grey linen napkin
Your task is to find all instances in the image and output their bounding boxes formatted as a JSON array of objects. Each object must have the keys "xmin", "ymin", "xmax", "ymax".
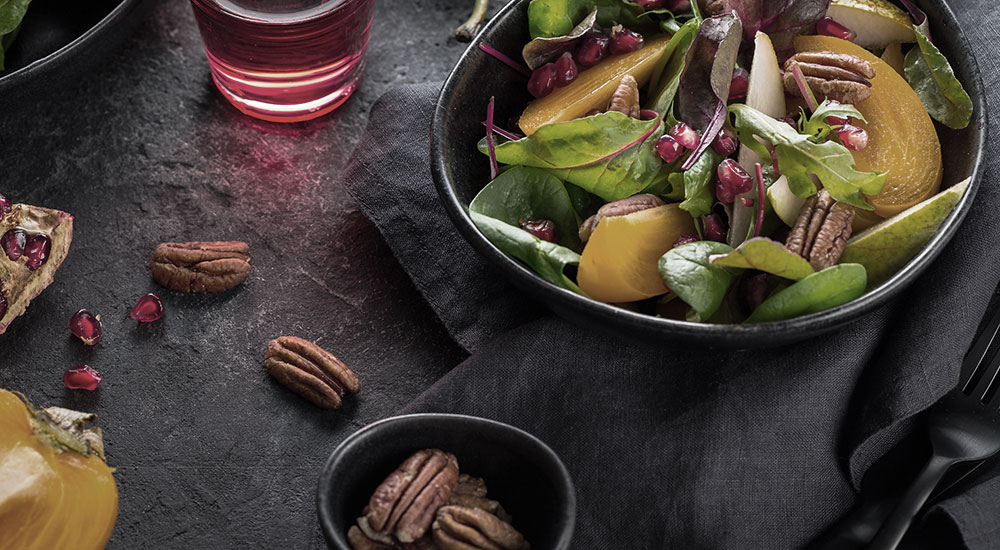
[{"xmin": 340, "ymin": 17, "xmax": 1000, "ymax": 550}]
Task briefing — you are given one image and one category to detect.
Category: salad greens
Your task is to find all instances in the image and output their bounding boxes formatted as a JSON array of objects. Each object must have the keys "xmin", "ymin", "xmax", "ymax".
[
  {"xmin": 729, "ymin": 103, "xmax": 886, "ymax": 210},
  {"xmin": 0, "ymin": 0, "xmax": 32, "ymax": 70},
  {"xmin": 745, "ymin": 263, "xmax": 867, "ymax": 323},
  {"xmin": 658, "ymin": 241, "xmax": 736, "ymax": 322},
  {"xmin": 904, "ymin": 21, "xmax": 973, "ymax": 130},
  {"xmin": 709, "ymin": 238, "xmax": 814, "ymax": 280},
  {"xmin": 470, "ymin": 0, "xmax": 973, "ymax": 326}
]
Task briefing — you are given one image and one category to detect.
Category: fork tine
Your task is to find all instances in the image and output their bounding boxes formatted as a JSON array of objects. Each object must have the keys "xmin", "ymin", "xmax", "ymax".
[{"xmin": 962, "ymin": 304, "xmax": 1000, "ymax": 395}]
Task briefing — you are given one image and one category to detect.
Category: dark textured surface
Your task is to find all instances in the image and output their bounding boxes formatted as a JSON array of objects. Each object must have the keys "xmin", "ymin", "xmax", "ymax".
[{"xmin": 0, "ymin": 0, "xmax": 484, "ymax": 547}]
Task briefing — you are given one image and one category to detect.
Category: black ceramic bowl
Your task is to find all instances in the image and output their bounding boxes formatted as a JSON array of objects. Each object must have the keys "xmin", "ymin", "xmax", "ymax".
[
  {"xmin": 430, "ymin": 0, "xmax": 987, "ymax": 348},
  {"xmin": 317, "ymin": 413, "xmax": 576, "ymax": 549},
  {"xmin": 0, "ymin": 0, "xmax": 151, "ymax": 105}
]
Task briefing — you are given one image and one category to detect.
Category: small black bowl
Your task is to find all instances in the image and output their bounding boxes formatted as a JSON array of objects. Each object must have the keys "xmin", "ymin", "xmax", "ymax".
[
  {"xmin": 317, "ymin": 413, "xmax": 576, "ymax": 549},
  {"xmin": 0, "ymin": 0, "xmax": 152, "ymax": 106},
  {"xmin": 430, "ymin": 0, "xmax": 987, "ymax": 348}
]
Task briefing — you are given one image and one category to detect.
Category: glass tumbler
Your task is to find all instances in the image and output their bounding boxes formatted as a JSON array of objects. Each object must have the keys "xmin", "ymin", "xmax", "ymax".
[{"xmin": 189, "ymin": 0, "xmax": 374, "ymax": 123}]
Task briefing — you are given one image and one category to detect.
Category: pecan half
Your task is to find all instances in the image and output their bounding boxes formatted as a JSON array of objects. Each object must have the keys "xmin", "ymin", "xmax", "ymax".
[
  {"xmin": 432, "ymin": 506, "xmax": 529, "ymax": 550},
  {"xmin": 783, "ymin": 51, "xmax": 876, "ymax": 105},
  {"xmin": 150, "ymin": 241, "xmax": 250, "ymax": 293},
  {"xmin": 606, "ymin": 75, "xmax": 640, "ymax": 118},
  {"xmin": 579, "ymin": 194, "xmax": 664, "ymax": 243},
  {"xmin": 448, "ymin": 475, "xmax": 500, "ymax": 515},
  {"xmin": 264, "ymin": 336, "xmax": 360, "ymax": 409},
  {"xmin": 785, "ymin": 189, "xmax": 854, "ymax": 271},
  {"xmin": 348, "ymin": 525, "xmax": 395, "ymax": 550},
  {"xmin": 362, "ymin": 449, "xmax": 460, "ymax": 544}
]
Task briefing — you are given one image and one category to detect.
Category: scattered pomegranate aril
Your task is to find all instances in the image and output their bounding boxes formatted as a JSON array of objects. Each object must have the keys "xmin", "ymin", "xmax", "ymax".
[
  {"xmin": 715, "ymin": 179, "xmax": 735, "ymax": 204},
  {"xmin": 0, "ymin": 193, "xmax": 10, "ymax": 217},
  {"xmin": 575, "ymin": 33, "xmax": 609, "ymax": 68},
  {"xmin": 553, "ymin": 52, "xmax": 579, "ymax": 88},
  {"xmin": 672, "ymin": 234, "xmax": 699, "ymax": 248},
  {"xmin": 70, "ymin": 309, "xmax": 103, "ymax": 346},
  {"xmin": 2, "ymin": 228, "xmax": 26, "ymax": 261},
  {"xmin": 130, "ymin": 293, "xmax": 164, "ymax": 322},
  {"xmin": 609, "ymin": 26, "xmax": 644, "ymax": 55},
  {"xmin": 835, "ymin": 124, "xmax": 869, "ymax": 151},
  {"xmin": 703, "ymin": 213, "xmax": 728, "ymax": 243},
  {"xmin": 22, "ymin": 233, "xmax": 51, "ymax": 271},
  {"xmin": 668, "ymin": 122, "xmax": 699, "ymax": 149},
  {"xmin": 741, "ymin": 197, "xmax": 755, "ymax": 207},
  {"xmin": 728, "ymin": 68, "xmax": 750, "ymax": 100},
  {"xmin": 63, "ymin": 365, "xmax": 102, "ymax": 391},
  {"xmin": 527, "ymin": 63, "xmax": 557, "ymax": 98},
  {"xmin": 711, "ymin": 127, "xmax": 738, "ymax": 157},
  {"xmin": 817, "ymin": 17, "xmax": 856, "ymax": 41},
  {"xmin": 655, "ymin": 134, "xmax": 685, "ymax": 163},
  {"xmin": 519, "ymin": 219, "xmax": 557, "ymax": 242},
  {"xmin": 717, "ymin": 158, "xmax": 754, "ymax": 196},
  {"xmin": 738, "ymin": 273, "xmax": 771, "ymax": 315},
  {"xmin": 637, "ymin": 0, "xmax": 666, "ymax": 10}
]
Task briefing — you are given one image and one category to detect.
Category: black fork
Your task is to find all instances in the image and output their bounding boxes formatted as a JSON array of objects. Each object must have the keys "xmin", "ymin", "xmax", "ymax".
[{"xmin": 868, "ymin": 306, "xmax": 1000, "ymax": 550}]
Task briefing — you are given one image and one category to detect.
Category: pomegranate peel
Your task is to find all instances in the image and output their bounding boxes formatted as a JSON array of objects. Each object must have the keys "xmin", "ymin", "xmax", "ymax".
[{"xmin": 0, "ymin": 201, "xmax": 74, "ymax": 335}]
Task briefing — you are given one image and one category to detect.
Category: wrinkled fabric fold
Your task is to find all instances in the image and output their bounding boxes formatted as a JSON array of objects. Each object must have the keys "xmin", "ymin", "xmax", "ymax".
[{"xmin": 339, "ymin": 3, "xmax": 1000, "ymax": 544}]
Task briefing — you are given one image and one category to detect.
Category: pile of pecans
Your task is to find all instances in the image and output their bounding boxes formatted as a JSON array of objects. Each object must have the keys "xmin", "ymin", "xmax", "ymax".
[{"xmin": 348, "ymin": 449, "xmax": 529, "ymax": 550}]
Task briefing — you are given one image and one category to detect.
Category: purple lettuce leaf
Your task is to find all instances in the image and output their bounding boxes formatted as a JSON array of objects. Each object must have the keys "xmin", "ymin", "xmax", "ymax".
[{"xmin": 699, "ymin": 0, "xmax": 830, "ymax": 56}]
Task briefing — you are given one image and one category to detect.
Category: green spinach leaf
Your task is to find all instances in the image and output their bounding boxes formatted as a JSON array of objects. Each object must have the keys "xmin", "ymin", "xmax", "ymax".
[
  {"xmin": 527, "ymin": 0, "xmax": 640, "ymax": 39},
  {"xmin": 658, "ymin": 241, "xmax": 736, "ymax": 322},
  {"xmin": 469, "ymin": 166, "xmax": 583, "ymax": 250},
  {"xmin": 904, "ymin": 21, "xmax": 973, "ymax": 130},
  {"xmin": 0, "ymin": 0, "xmax": 32, "ymax": 71},
  {"xmin": 745, "ymin": 263, "xmax": 867, "ymax": 323},
  {"xmin": 469, "ymin": 211, "xmax": 584, "ymax": 294},
  {"xmin": 646, "ymin": 17, "xmax": 699, "ymax": 119},
  {"xmin": 729, "ymin": 103, "xmax": 887, "ymax": 210},
  {"xmin": 709, "ymin": 237, "xmax": 814, "ymax": 280},
  {"xmin": 564, "ymin": 182, "xmax": 603, "ymax": 220},
  {"xmin": 676, "ymin": 149, "xmax": 722, "ymax": 219}
]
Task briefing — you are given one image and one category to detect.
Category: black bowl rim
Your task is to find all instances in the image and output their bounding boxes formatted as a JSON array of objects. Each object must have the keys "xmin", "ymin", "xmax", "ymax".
[
  {"xmin": 316, "ymin": 412, "xmax": 578, "ymax": 550},
  {"xmin": 0, "ymin": 0, "xmax": 146, "ymax": 92},
  {"xmin": 430, "ymin": 0, "xmax": 988, "ymax": 347}
]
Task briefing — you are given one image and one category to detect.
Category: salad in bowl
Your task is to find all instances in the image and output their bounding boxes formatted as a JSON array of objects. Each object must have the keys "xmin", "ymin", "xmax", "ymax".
[{"xmin": 463, "ymin": 0, "xmax": 977, "ymax": 325}]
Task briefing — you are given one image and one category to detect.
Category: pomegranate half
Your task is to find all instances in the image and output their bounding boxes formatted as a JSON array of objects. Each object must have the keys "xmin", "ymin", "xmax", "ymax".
[{"xmin": 0, "ymin": 198, "xmax": 73, "ymax": 335}]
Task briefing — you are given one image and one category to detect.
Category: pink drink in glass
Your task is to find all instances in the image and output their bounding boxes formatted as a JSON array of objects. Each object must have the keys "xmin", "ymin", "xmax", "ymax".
[{"xmin": 189, "ymin": 0, "xmax": 373, "ymax": 122}]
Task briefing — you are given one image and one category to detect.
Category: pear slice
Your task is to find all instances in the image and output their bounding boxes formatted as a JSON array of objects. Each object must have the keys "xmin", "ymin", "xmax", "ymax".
[
  {"xmin": 766, "ymin": 175, "xmax": 805, "ymax": 228},
  {"xmin": 730, "ymin": 32, "xmax": 786, "ymax": 246},
  {"xmin": 840, "ymin": 178, "xmax": 970, "ymax": 287},
  {"xmin": 827, "ymin": 0, "xmax": 915, "ymax": 50}
]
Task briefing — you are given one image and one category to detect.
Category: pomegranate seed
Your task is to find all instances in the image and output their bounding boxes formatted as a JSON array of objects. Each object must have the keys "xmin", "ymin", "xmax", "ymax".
[
  {"xmin": 575, "ymin": 33, "xmax": 609, "ymax": 68},
  {"xmin": 717, "ymin": 159, "xmax": 754, "ymax": 196},
  {"xmin": 22, "ymin": 233, "xmax": 51, "ymax": 271},
  {"xmin": 70, "ymin": 309, "xmax": 103, "ymax": 346},
  {"xmin": 2, "ymin": 228, "xmax": 26, "ymax": 261},
  {"xmin": 703, "ymin": 213, "xmax": 727, "ymax": 243},
  {"xmin": 741, "ymin": 197, "xmax": 755, "ymax": 207},
  {"xmin": 637, "ymin": 0, "xmax": 666, "ymax": 9},
  {"xmin": 527, "ymin": 63, "xmax": 557, "ymax": 98},
  {"xmin": 835, "ymin": 124, "xmax": 869, "ymax": 151},
  {"xmin": 0, "ymin": 292, "xmax": 7, "ymax": 319},
  {"xmin": 609, "ymin": 26, "xmax": 644, "ymax": 55},
  {"xmin": 655, "ymin": 134, "xmax": 685, "ymax": 163},
  {"xmin": 817, "ymin": 17, "xmax": 856, "ymax": 41},
  {"xmin": 0, "ymin": 193, "xmax": 10, "ymax": 217},
  {"xmin": 715, "ymin": 179, "xmax": 735, "ymax": 204},
  {"xmin": 712, "ymin": 127, "xmax": 738, "ymax": 157},
  {"xmin": 130, "ymin": 293, "xmax": 164, "ymax": 322},
  {"xmin": 739, "ymin": 273, "xmax": 770, "ymax": 315},
  {"xmin": 728, "ymin": 68, "xmax": 750, "ymax": 100},
  {"xmin": 519, "ymin": 219, "xmax": 557, "ymax": 242},
  {"xmin": 553, "ymin": 52, "xmax": 579, "ymax": 88},
  {"xmin": 63, "ymin": 365, "xmax": 102, "ymax": 391},
  {"xmin": 669, "ymin": 122, "xmax": 700, "ymax": 149},
  {"xmin": 777, "ymin": 117, "xmax": 798, "ymax": 130},
  {"xmin": 673, "ymin": 234, "xmax": 699, "ymax": 248}
]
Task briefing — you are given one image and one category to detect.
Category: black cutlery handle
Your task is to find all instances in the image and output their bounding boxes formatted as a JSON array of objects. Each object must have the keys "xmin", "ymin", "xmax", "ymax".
[
  {"xmin": 868, "ymin": 455, "xmax": 954, "ymax": 550},
  {"xmin": 808, "ymin": 497, "xmax": 895, "ymax": 550}
]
